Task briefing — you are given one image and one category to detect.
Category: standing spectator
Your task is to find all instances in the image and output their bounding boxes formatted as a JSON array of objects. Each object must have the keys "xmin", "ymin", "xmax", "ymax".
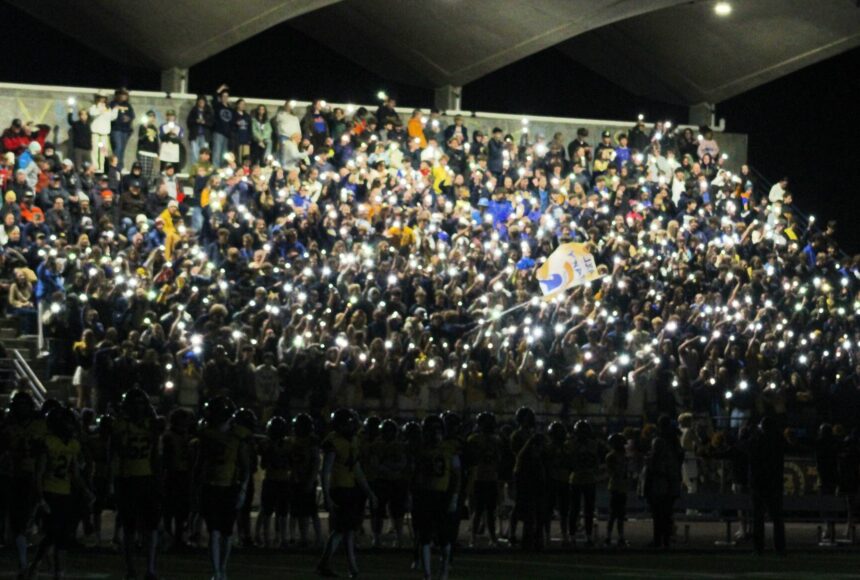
[
  {"xmin": 136, "ymin": 110, "xmax": 160, "ymax": 185},
  {"xmin": 88, "ymin": 92, "xmax": 118, "ymax": 172},
  {"xmin": 566, "ymin": 128, "xmax": 591, "ymax": 163},
  {"xmin": 275, "ymin": 102, "xmax": 301, "ymax": 167},
  {"xmin": 109, "ymin": 87, "xmax": 135, "ymax": 169},
  {"xmin": 66, "ymin": 107, "xmax": 92, "ymax": 171},
  {"xmin": 768, "ymin": 177, "xmax": 789, "ymax": 203},
  {"xmin": 816, "ymin": 423, "xmax": 839, "ymax": 543},
  {"xmin": 35, "ymin": 257, "xmax": 64, "ymax": 303},
  {"xmin": 444, "ymin": 115, "xmax": 468, "ymax": 144},
  {"xmin": 406, "ymin": 109, "xmax": 426, "ymax": 149},
  {"xmin": 212, "ymin": 84, "xmax": 233, "ymax": 167},
  {"xmin": 232, "ymin": 99, "xmax": 251, "ymax": 165},
  {"xmin": 72, "ymin": 329, "xmax": 97, "ymax": 408},
  {"xmin": 744, "ymin": 417, "xmax": 786, "ymax": 555},
  {"xmin": 487, "ymin": 127, "xmax": 504, "ymax": 177},
  {"xmin": 254, "ymin": 351, "xmax": 280, "ymax": 422},
  {"xmin": 643, "ymin": 415, "xmax": 682, "ymax": 548},
  {"xmin": 186, "ymin": 95, "xmax": 214, "ymax": 165},
  {"xmin": 301, "ymin": 100, "xmax": 329, "ymax": 151},
  {"xmin": 375, "ymin": 97, "xmax": 399, "ymax": 126},
  {"xmin": 696, "ymin": 128, "xmax": 719, "ymax": 159},
  {"xmin": 628, "ymin": 118, "xmax": 650, "ymax": 152},
  {"xmin": 251, "ymin": 105, "xmax": 272, "ymax": 165},
  {"xmin": 679, "ymin": 413, "xmax": 702, "ymax": 495},
  {"xmin": 423, "ymin": 109, "xmax": 444, "ymax": 144},
  {"xmin": 159, "ymin": 110, "xmax": 185, "ymax": 172}
]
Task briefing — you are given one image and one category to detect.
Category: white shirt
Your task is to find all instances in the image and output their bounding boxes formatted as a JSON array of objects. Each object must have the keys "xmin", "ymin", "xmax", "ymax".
[
  {"xmin": 88, "ymin": 103, "xmax": 118, "ymax": 136},
  {"xmin": 768, "ymin": 182, "xmax": 786, "ymax": 203},
  {"xmin": 275, "ymin": 110, "xmax": 301, "ymax": 139}
]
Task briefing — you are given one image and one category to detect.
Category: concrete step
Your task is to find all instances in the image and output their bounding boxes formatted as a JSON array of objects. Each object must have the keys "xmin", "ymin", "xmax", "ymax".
[
  {"xmin": 47, "ymin": 375, "xmax": 73, "ymax": 404},
  {"xmin": 0, "ymin": 317, "xmax": 19, "ymax": 330},
  {"xmin": 3, "ymin": 341, "xmax": 36, "ymax": 358},
  {"xmin": 0, "ymin": 326, "xmax": 18, "ymax": 339}
]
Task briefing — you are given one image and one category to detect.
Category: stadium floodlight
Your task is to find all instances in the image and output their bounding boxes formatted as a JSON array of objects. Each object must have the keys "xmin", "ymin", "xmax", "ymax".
[{"xmin": 714, "ymin": 2, "xmax": 732, "ymax": 16}]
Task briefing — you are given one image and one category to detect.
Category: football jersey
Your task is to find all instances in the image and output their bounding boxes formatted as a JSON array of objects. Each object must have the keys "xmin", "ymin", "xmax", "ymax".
[
  {"xmin": 321, "ymin": 433, "xmax": 358, "ymax": 489},
  {"xmin": 263, "ymin": 438, "xmax": 291, "ymax": 482},
  {"xmin": 7, "ymin": 418, "xmax": 48, "ymax": 476},
  {"xmin": 113, "ymin": 417, "xmax": 156, "ymax": 477},
  {"xmin": 198, "ymin": 426, "xmax": 242, "ymax": 487},
  {"xmin": 43, "ymin": 434, "xmax": 81, "ymax": 495},
  {"xmin": 415, "ymin": 443, "xmax": 453, "ymax": 492},
  {"xmin": 372, "ymin": 439, "xmax": 408, "ymax": 482},
  {"xmin": 466, "ymin": 433, "xmax": 502, "ymax": 482}
]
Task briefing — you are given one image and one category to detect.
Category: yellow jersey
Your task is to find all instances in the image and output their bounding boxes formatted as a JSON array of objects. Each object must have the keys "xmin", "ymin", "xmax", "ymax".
[
  {"xmin": 113, "ymin": 417, "xmax": 157, "ymax": 478},
  {"xmin": 415, "ymin": 443, "xmax": 453, "ymax": 492},
  {"xmin": 43, "ymin": 434, "xmax": 81, "ymax": 495},
  {"xmin": 7, "ymin": 418, "xmax": 48, "ymax": 476},
  {"xmin": 198, "ymin": 426, "xmax": 242, "ymax": 487},
  {"xmin": 321, "ymin": 433, "xmax": 358, "ymax": 489},
  {"xmin": 262, "ymin": 438, "xmax": 291, "ymax": 482},
  {"xmin": 466, "ymin": 433, "xmax": 502, "ymax": 482}
]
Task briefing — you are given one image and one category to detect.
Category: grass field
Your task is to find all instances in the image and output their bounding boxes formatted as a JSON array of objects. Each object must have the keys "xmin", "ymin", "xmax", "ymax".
[{"xmin": 8, "ymin": 548, "xmax": 860, "ymax": 580}]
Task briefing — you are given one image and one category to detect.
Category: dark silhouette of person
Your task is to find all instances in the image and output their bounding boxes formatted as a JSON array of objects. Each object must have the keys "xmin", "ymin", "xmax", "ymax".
[
  {"xmin": 644, "ymin": 415, "xmax": 682, "ymax": 548},
  {"xmin": 744, "ymin": 416, "xmax": 786, "ymax": 554}
]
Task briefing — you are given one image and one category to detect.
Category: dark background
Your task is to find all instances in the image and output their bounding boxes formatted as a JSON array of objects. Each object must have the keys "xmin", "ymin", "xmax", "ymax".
[{"xmin": 1, "ymin": 3, "xmax": 858, "ymax": 252}]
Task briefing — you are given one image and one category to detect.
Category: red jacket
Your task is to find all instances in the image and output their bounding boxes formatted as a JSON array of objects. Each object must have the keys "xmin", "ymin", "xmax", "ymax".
[
  {"xmin": 1, "ymin": 125, "xmax": 50, "ymax": 155},
  {"xmin": 2, "ymin": 129, "xmax": 29, "ymax": 155}
]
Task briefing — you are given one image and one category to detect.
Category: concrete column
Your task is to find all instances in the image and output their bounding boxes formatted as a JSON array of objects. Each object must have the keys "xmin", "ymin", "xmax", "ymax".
[
  {"xmin": 688, "ymin": 102, "xmax": 714, "ymax": 128},
  {"xmin": 161, "ymin": 67, "xmax": 188, "ymax": 94},
  {"xmin": 434, "ymin": 85, "xmax": 462, "ymax": 112}
]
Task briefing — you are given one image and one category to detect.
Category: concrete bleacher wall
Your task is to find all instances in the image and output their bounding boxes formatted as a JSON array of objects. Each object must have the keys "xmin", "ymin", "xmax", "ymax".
[{"xmin": 0, "ymin": 82, "xmax": 748, "ymax": 171}]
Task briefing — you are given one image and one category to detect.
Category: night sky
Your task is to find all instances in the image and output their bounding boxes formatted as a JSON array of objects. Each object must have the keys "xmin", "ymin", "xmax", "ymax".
[{"xmin": 1, "ymin": 2, "xmax": 858, "ymax": 251}]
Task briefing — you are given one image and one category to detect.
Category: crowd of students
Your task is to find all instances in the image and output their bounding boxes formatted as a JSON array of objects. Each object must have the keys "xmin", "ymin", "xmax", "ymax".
[{"xmin": 0, "ymin": 81, "xmax": 857, "ymax": 577}]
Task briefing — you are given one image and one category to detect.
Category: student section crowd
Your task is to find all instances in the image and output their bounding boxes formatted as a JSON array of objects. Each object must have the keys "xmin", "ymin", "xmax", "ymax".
[{"xmin": 0, "ymin": 85, "xmax": 857, "ymax": 436}]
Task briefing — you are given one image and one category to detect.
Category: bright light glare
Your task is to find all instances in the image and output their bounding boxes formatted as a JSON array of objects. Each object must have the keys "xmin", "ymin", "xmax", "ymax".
[{"xmin": 714, "ymin": 2, "xmax": 732, "ymax": 16}]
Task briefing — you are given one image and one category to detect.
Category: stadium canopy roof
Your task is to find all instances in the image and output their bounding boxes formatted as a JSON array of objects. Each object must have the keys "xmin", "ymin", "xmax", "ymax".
[{"xmin": 11, "ymin": 0, "xmax": 860, "ymax": 108}]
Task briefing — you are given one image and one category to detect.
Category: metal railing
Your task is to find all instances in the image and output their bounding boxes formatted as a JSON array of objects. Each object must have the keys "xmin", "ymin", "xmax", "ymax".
[{"xmin": 11, "ymin": 348, "xmax": 46, "ymax": 405}]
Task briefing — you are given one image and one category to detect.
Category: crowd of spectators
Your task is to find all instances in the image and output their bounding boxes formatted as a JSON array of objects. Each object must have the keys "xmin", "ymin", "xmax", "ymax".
[{"xmin": 0, "ymin": 84, "xmax": 857, "ymax": 437}]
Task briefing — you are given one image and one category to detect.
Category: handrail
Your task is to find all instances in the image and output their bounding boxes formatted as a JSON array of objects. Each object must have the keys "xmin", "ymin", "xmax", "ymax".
[{"xmin": 11, "ymin": 349, "xmax": 46, "ymax": 405}]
